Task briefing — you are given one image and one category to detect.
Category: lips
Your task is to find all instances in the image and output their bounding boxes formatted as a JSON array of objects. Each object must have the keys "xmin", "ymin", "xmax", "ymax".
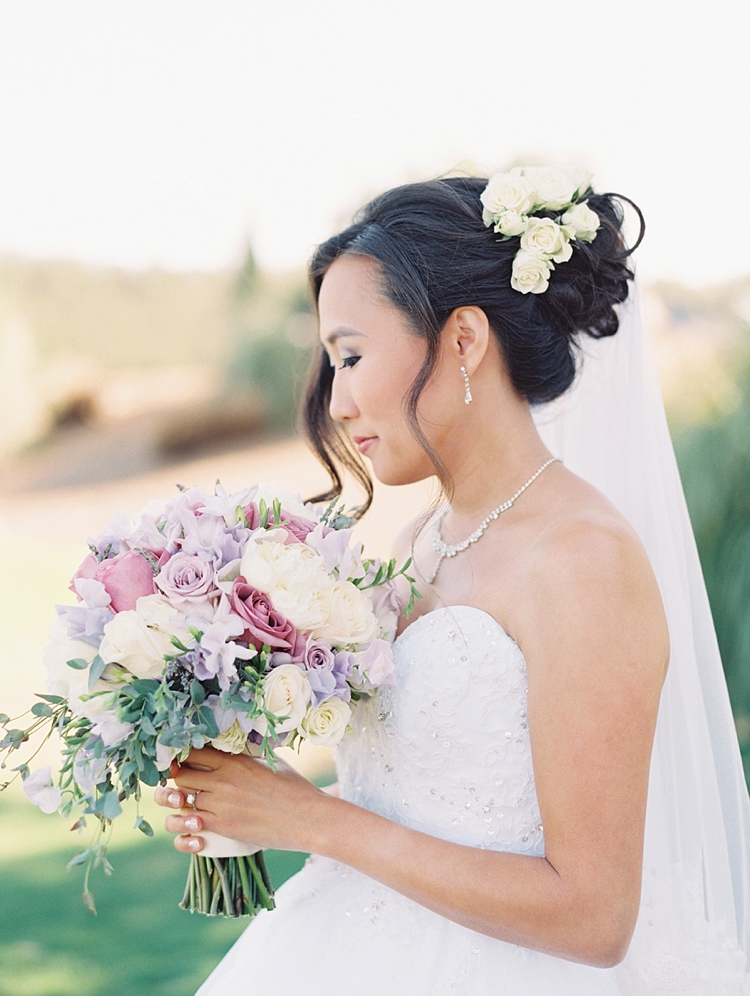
[{"xmin": 353, "ymin": 436, "xmax": 377, "ymax": 455}]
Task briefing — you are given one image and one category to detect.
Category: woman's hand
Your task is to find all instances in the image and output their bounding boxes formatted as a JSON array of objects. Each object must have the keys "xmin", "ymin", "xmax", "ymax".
[{"xmin": 153, "ymin": 747, "xmax": 331, "ymax": 855}]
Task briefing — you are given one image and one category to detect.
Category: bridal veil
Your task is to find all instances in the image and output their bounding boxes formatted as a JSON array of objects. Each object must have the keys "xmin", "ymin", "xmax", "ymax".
[{"xmin": 533, "ymin": 281, "xmax": 750, "ymax": 993}]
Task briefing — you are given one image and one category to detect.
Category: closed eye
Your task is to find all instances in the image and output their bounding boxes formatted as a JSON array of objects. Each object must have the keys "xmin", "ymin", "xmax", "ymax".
[{"xmin": 339, "ymin": 356, "xmax": 360, "ymax": 369}]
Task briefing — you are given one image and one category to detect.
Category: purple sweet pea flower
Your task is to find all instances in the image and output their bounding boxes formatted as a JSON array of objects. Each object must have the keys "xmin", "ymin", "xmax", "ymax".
[
  {"xmin": 190, "ymin": 598, "xmax": 255, "ymax": 689},
  {"xmin": 22, "ymin": 767, "xmax": 62, "ymax": 814},
  {"xmin": 73, "ymin": 740, "xmax": 108, "ymax": 794},
  {"xmin": 57, "ymin": 602, "xmax": 115, "ymax": 647}
]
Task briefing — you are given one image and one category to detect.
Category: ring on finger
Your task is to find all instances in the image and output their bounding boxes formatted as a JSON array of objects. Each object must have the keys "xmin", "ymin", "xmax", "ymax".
[{"xmin": 186, "ymin": 790, "xmax": 202, "ymax": 810}]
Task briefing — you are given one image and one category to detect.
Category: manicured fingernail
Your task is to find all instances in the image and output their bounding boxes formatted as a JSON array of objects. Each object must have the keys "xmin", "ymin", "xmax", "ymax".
[
  {"xmin": 184, "ymin": 817, "xmax": 200, "ymax": 831},
  {"xmin": 188, "ymin": 837, "xmax": 201, "ymax": 850},
  {"xmin": 168, "ymin": 792, "xmax": 181, "ymax": 807}
]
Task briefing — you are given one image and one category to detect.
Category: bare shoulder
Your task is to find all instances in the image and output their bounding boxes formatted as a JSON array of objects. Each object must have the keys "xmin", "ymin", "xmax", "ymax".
[{"xmin": 513, "ymin": 475, "xmax": 670, "ymax": 684}]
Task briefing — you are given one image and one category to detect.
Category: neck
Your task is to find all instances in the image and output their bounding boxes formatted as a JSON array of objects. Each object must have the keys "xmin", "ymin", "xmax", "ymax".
[{"xmin": 441, "ymin": 391, "xmax": 551, "ymax": 525}]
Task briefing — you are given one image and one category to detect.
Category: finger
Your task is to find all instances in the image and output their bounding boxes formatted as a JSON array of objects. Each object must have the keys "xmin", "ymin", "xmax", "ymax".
[
  {"xmin": 183, "ymin": 746, "xmax": 225, "ymax": 770},
  {"xmin": 174, "ymin": 834, "xmax": 204, "ymax": 854},
  {"xmin": 165, "ymin": 813, "xmax": 203, "ymax": 835},
  {"xmin": 172, "ymin": 768, "xmax": 217, "ymax": 791},
  {"xmin": 154, "ymin": 785, "xmax": 185, "ymax": 809}
]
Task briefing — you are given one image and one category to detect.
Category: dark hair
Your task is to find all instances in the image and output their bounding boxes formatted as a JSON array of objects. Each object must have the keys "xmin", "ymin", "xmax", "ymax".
[{"xmin": 302, "ymin": 175, "xmax": 644, "ymax": 515}]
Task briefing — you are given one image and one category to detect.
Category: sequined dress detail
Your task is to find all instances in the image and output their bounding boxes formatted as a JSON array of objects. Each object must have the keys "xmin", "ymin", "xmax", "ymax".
[{"xmin": 196, "ymin": 605, "xmax": 628, "ymax": 994}]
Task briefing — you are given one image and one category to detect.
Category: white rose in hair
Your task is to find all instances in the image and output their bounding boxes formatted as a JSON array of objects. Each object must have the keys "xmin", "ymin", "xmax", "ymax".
[
  {"xmin": 561, "ymin": 201, "xmax": 600, "ymax": 243},
  {"xmin": 262, "ymin": 664, "xmax": 312, "ymax": 733},
  {"xmin": 524, "ymin": 166, "xmax": 580, "ymax": 211},
  {"xmin": 480, "ymin": 172, "xmax": 535, "ymax": 222},
  {"xmin": 299, "ymin": 696, "xmax": 352, "ymax": 746},
  {"xmin": 493, "ymin": 210, "xmax": 528, "ymax": 237},
  {"xmin": 312, "ymin": 579, "xmax": 380, "ymax": 646},
  {"xmin": 520, "ymin": 218, "xmax": 573, "ymax": 264},
  {"xmin": 511, "ymin": 251, "xmax": 553, "ymax": 295}
]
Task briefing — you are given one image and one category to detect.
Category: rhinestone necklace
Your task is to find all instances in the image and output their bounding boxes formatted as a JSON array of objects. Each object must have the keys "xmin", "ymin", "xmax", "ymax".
[{"xmin": 426, "ymin": 457, "xmax": 560, "ymax": 584}]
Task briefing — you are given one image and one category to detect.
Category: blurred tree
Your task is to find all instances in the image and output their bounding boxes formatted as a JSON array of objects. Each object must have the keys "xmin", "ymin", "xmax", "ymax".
[
  {"xmin": 225, "ymin": 253, "xmax": 315, "ymax": 432},
  {"xmin": 674, "ymin": 342, "xmax": 750, "ymax": 779}
]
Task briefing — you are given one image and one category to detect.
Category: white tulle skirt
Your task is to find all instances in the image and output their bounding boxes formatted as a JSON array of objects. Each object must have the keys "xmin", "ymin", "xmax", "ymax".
[{"xmin": 195, "ymin": 855, "xmax": 622, "ymax": 995}]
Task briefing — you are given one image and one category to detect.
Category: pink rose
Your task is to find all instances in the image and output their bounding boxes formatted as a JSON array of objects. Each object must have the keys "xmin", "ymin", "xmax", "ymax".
[
  {"xmin": 156, "ymin": 552, "xmax": 216, "ymax": 605},
  {"xmin": 70, "ymin": 550, "xmax": 156, "ymax": 612},
  {"xmin": 230, "ymin": 577, "xmax": 305, "ymax": 654}
]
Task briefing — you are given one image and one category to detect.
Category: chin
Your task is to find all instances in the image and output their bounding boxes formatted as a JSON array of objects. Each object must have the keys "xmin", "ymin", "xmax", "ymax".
[{"xmin": 370, "ymin": 455, "xmax": 435, "ymax": 488}]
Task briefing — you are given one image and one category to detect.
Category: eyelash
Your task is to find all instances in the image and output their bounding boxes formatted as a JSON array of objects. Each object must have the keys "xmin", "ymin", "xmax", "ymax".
[{"xmin": 339, "ymin": 356, "xmax": 360, "ymax": 370}]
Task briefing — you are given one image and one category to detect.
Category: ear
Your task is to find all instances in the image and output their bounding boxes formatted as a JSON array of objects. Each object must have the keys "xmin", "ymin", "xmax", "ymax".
[{"xmin": 442, "ymin": 306, "xmax": 491, "ymax": 376}]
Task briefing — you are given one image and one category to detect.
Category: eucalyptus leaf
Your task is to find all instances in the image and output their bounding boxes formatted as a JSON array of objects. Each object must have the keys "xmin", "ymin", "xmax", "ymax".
[
  {"xmin": 66, "ymin": 658, "xmax": 89, "ymax": 670},
  {"xmin": 31, "ymin": 702, "xmax": 54, "ymax": 717},
  {"xmin": 87, "ymin": 656, "xmax": 107, "ymax": 691}
]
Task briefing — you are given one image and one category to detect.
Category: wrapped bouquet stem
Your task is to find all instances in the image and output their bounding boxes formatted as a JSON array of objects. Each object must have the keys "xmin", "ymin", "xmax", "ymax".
[{"xmin": 1, "ymin": 483, "xmax": 418, "ymax": 919}]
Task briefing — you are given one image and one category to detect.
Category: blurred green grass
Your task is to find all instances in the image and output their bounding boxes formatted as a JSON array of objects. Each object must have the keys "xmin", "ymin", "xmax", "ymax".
[{"xmin": 0, "ymin": 793, "xmax": 308, "ymax": 996}]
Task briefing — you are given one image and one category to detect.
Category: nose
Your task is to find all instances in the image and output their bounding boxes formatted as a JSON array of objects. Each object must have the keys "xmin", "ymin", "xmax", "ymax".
[{"xmin": 328, "ymin": 367, "xmax": 359, "ymax": 424}]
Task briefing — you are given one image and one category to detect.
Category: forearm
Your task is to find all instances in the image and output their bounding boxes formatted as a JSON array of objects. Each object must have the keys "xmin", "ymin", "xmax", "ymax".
[{"xmin": 306, "ymin": 794, "xmax": 631, "ymax": 967}]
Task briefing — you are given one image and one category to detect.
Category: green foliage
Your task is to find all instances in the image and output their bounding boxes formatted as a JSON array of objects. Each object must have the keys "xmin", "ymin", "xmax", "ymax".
[
  {"xmin": 674, "ymin": 344, "xmax": 750, "ymax": 778},
  {"xmin": 0, "ymin": 797, "xmax": 307, "ymax": 996}
]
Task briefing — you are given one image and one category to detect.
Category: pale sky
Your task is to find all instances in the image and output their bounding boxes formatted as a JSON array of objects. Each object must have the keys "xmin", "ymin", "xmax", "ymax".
[{"xmin": 0, "ymin": 0, "xmax": 748, "ymax": 286}]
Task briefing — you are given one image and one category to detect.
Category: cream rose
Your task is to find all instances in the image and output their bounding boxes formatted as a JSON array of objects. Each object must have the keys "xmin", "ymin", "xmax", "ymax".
[
  {"xmin": 561, "ymin": 200, "xmax": 600, "ymax": 243},
  {"xmin": 211, "ymin": 720, "xmax": 249, "ymax": 754},
  {"xmin": 43, "ymin": 618, "xmax": 99, "ymax": 703},
  {"xmin": 240, "ymin": 538, "xmax": 334, "ymax": 632},
  {"xmin": 261, "ymin": 664, "xmax": 312, "ymax": 733},
  {"xmin": 523, "ymin": 166, "xmax": 580, "ymax": 210},
  {"xmin": 480, "ymin": 171, "xmax": 535, "ymax": 223},
  {"xmin": 520, "ymin": 217, "xmax": 572, "ymax": 264},
  {"xmin": 299, "ymin": 696, "xmax": 352, "ymax": 746},
  {"xmin": 493, "ymin": 210, "xmax": 528, "ymax": 237},
  {"xmin": 99, "ymin": 595, "xmax": 178, "ymax": 679},
  {"xmin": 511, "ymin": 251, "xmax": 553, "ymax": 295},
  {"xmin": 313, "ymin": 579, "xmax": 379, "ymax": 646}
]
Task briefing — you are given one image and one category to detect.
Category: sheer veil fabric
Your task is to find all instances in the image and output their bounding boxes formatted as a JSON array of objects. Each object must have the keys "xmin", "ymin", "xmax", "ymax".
[{"xmin": 533, "ymin": 281, "xmax": 750, "ymax": 993}]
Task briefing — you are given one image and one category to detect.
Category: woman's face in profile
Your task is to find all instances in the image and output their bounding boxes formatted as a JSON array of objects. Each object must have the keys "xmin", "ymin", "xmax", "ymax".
[{"xmin": 318, "ymin": 254, "xmax": 447, "ymax": 487}]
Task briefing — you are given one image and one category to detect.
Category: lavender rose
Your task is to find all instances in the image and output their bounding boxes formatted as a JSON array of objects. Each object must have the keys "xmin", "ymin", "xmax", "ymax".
[
  {"xmin": 156, "ymin": 552, "xmax": 217, "ymax": 605},
  {"xmin": 231, "ymin": 577, "xmax": 305, "ymax": 654},
  {"xmin": 71, "ymin": 549, "xmax": 157, "ymax": 612},
  {"xmin": 303, "ymin": 640, "xmax": 338, "ymax": 704}
]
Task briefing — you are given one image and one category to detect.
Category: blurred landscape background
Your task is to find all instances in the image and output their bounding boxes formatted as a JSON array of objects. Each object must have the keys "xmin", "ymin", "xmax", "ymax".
[
  {"xmin": 1, "ymin": 1, "xmax": 749, "ymax": 992},
  {"xmin": 1, "ymin": 249, "xmax": 749, "ymax": 996}
]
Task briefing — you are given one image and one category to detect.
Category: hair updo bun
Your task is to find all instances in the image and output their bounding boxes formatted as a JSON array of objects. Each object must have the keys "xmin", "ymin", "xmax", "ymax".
[{"xmin": 303, "ymin": 174, "xmax": 644, "ymax": 512}]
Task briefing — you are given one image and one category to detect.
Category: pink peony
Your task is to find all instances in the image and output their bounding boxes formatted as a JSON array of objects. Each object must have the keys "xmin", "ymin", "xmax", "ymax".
[
  {"xmin": 70, "ymin": 550, "xmax": 157, "ymax": 613},
  {"xmin": 230, "ymin": 577, "xmax": 305, "ymax": 655}
]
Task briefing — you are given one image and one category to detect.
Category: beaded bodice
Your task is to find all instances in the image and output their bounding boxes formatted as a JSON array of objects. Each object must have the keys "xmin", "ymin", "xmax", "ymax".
[{"xmin": 336, "ymin": 605, "xmax": 545, "ymax": 856}]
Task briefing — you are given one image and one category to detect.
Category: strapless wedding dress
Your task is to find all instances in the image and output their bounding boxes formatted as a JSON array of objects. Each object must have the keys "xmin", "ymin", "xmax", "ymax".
[{"xmin": 195, "ymin": 606, "xmax": 629, "ymax": 994}]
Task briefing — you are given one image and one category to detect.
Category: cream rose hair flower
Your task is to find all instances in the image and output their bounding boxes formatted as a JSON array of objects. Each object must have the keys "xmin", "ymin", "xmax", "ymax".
[{"xmin": 481, "ymin": 165, "xmax": 599, "ymax": 294}]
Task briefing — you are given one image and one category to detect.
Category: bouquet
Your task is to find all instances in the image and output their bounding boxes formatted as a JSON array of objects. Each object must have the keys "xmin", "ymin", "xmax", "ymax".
[{"xmin": 0, "ymin": 483, "xmax": 417, "ymax": 917}]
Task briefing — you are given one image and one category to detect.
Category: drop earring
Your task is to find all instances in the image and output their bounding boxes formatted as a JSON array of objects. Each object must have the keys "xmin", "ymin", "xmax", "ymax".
[{"xmin": 460, "ymin": 365, "xmax": 473, "ymax": 405}]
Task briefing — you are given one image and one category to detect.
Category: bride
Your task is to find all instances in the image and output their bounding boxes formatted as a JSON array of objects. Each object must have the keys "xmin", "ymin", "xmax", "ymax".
[{"xmin": 156, "ymin": 170, "xmax": 750, "ymax": 993}]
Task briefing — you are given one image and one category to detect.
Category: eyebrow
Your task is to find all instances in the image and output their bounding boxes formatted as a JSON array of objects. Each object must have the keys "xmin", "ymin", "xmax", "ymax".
[{"xmin": 322, "ymin": 327, "xmax": 365, "ymax": 347}]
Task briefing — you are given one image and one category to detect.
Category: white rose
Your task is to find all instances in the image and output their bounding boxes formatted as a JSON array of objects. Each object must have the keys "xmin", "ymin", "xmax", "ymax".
[
  {"xmin": 211, "ymin": 720, "xmax": 249, "ymax": 754},
  {"xmin": 262, "ymin": 664, "xmax": 312, "ymax": 733},
  {"xmin": 493, "ymin": 210, "xmax": 528, "ymax": 237},
  {"xmin": 561, "ymin": 200, "xmax": 600, "ymax": 243},
  {"xmin": 480, "ymin": 171, "xmax": 535, "ymax": 223},
  {"xmin": 511, "ymin": 251, "xmax": 553, "ymax": 295},
  {"xmin": 299, "ymin": 696, "xmax": 352, "ymax": 746},
  {"xmin": 313, "ymin": 579, "xmax": 379, "ymax": 646},
  {"xmin": 523, "ymin": 166, "xmax": 580, "ymax": 210},
  {"xmin": 99, "ymin": 595, "xmax": 177, "ymax": 679},
  {"xmin": 240, "ymin": 539, "xmax": 333, "ymax": 631},
  {"xmin": 520, "ymin": 217, "xmax": 573, "ymax": 264},
  {"xmin": 43, "ymin": 618, "xmax": 98, "ymax": 703}
]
